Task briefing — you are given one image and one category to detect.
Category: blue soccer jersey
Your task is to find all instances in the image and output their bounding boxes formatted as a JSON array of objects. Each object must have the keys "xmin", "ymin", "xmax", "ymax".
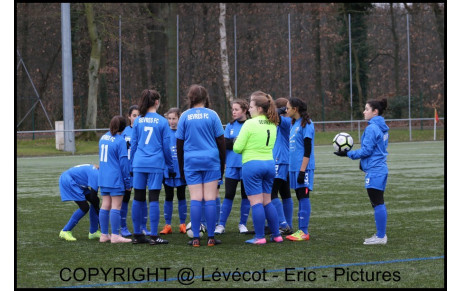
[
  {"xmin": 130, "ymin": 112, "xmax": 173, "ymax": 173},
  {"xmin": 98, "ymin": 132, "xmax": 131, "ymax": 190},
  {"xmin": 175, "ymin": 107, "xmax": 224, "ymax": 172},
  {"xmin": 65, "ymin": 164, "xmax": 99, "ymax": 193},
  {"xmin": 122, "ymin": 125, "xmax": 133, "ymax": 161},
  {"xmin": 164, "ymin": 128, "xmax": 182, "ymax": 178},
  {"xmin": 224, "ymin": 120, "xmax": 244, "ymax": 168},
  {"xmin": 289, "ymin": 119, "xmax": 315, "ymax": 172},
  {"xmin": 273, "ymin": 116, "xmax": 291, "ymax": 165}
]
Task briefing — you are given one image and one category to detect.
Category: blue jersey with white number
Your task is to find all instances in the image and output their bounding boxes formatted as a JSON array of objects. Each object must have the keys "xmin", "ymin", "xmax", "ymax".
[
  {"xmin": 224, "ymin": 120, "xmax": 244, "ymax": 168},
  {"xmin": 130, "ymin": 112, "xmax": 173, "ymax": 173},
  {"xmin": 98, "ymin": 132, "xmax": 131, "ymax": 190},
  {"xmin": 122, "ymin": 125, "xmax": 133, "ymax": 161},
  {"xmin": 175, "ymin": 107, "xmax": 224, "ymax": 172},
  {"xmin": 289, "ymin": 119, "xmax": 315, "ymax": 172},
  {"xmin": 273, "ymin": 116, "xmax": 291, "ymax": 165}
]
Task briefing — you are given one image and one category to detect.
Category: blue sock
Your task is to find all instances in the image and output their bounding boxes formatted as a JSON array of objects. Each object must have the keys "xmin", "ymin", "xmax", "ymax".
[
  {"xmin": 264, "ymin": 202, "xmax": 280, "ymax": 236},
  {"xmin": 200, "ymin": 199, "xmax": 207, "ymax": 227},
  {"xmin": 190, "ymin": 200, "xmax": 202, "ymax": 238},
  {"xmin": 164, "ymin": 200, "xmax": 173, "ymax": 225},
  {"xmin": 178, "ymin": 199, "xmax": 187, "ymax": 224},
  {"xmin": 89, "ymin": 205, "xmax": 99, "ymax": 233},
  {"xmin": 149, "ymin": 201, "xmax": 160, "ymax": 236},
  {"xmin": 63, "ymin": 208, "xmax": 86, "ymax": 231},
  {"xmin": 131, "ymin": 200, "xmax": 142, "ymax": 234},
  {"xmin": 205, "ymin": 200, "xmax": 216, "ymax": 236},
  {"xmin": 298, "ymin": 198, "xmax": 311, "ymax": 234},
  {"xmin": 215, "ymin": 197, "xmax": 221, "ymax": 224},
  {"xmin": 110, "ymin": 209, "xmax": 121, "ymax": 235},
  {"xmin": 239, "ymin": 198, "xmax": 251, "ymax": 225},
  {"xmin": 282, "ymin": 198, "xmax": 294, "ymax": 229},
  {"xmin": 374, "ymin": 204, "xmax": 387, "ymax": 238},
  {"xmin": 99, "ymin": 209, "xmax": 110, "ymax": 235},
  {"xmin": 141, "ymin": 201, "xmax": 148, "ymax": 230},
  {"xmin": 219, "ymin": 198, "xmax": 233, "ymax": 226},
  {"xmin": 120, "ymin": 201, "xmax": 129, "ymax": 228},
  {"xmin": 271, "ymin": 198, "xmax": 288, "ymax": 228},
  {"xmin": 251, "ymin": 203, "xmax": 266, "ymax": 239}
]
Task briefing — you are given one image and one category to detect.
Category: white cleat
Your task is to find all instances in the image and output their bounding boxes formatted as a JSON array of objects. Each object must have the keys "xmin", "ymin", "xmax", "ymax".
[
  {"xmin": 238, "ymin": 224, "xmax": 249, "ymax": 234},
  {"xmin": 214, "ymin": 224, "xmax": 225, "ymax": 234},
  {"xmin": 363, "ymin": 234, "xmax": 387, "ymax": 245}
]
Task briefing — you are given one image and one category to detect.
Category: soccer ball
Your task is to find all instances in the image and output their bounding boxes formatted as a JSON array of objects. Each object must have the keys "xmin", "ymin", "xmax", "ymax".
[
  {"xmin": 333, "ymin": 132, "xmax": 354, "ymax": 152},
  {"xmin": 185, "ymin": 222, "xmax": 206, "ymax": 238}
]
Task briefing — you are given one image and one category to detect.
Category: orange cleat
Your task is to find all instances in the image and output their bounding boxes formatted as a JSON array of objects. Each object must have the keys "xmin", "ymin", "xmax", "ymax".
[
  {"xmin": 179, "ymin": 223, "xmax": 187, "ymax": 234},
  {"xmin": 159, "ymin": 224, "xmax": 172, "ymax": 235}
]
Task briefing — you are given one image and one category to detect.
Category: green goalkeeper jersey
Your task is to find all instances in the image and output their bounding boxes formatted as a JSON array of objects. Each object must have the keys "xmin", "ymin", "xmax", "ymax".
[{"xmin": 233, "ymin": 115, "xmax": 277, "ymax": 164}]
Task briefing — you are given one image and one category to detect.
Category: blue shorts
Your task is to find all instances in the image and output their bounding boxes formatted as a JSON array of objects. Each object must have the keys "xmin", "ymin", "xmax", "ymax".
[
  {"xmin": 164, "ymin": 177, "xmax": 186, "ymax": 187},
  {"xmin": 133, "ymin": 172, "xmax": 164, "ymax": 190},
  {"xmin": 185, "ymin": 170, "xmax": 221, "ymax": 185},
  {"xmin": 275, "ymin": 164, "xmax": 289, "ymax": 181},
  {"xmin": 100, "ymin": 187, "xmax": 124, "ymax": 197},
  {"xmin": 59, "ymin": 173, "xmax": 86, "ymax": 202},
  {"xmin": 289, "ymin": 170, "xmax": 315, "ymax": 191},
  {"xmin": 225, "ymin": 167, "xmax": 242, "ymax": 180},
  {"xmin": 365, "ymin": 172, "xmax": 388, "ymax": 191},
  {"xmin": 242, "ymin": 160, "xmax": 275, "ymax": 196}
]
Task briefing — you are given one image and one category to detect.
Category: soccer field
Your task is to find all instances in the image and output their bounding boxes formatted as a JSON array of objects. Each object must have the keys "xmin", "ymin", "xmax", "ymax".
[{"xmin": 16, "ymin": 141, "xmax": 445, "ymax": 288}]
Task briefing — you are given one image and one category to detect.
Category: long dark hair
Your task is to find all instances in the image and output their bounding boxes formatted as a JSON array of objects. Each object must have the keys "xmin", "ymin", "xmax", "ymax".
[
  {"xmin": 139, "ymin": 89, "xmax": 161, "ymax": 116},
  {"xmin": 109, "ymin": 115, "xmax": 127, "ymax": 136},
  {"xmin": 187, "ymin": 84, "xmax": 210, "ymax": 108},
  {"xmin": 289, "ymin": 97, "xmax": 311, "ymax": 127},
  {"xmin": 367, "ymin": 98, "xmax": 388, "ymax": 116}
]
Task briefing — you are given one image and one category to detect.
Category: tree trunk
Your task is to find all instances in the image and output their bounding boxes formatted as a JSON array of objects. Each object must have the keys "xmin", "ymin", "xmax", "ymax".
[
  {"xmin": 218, "ymin": 3, "xmax": 234, "ymax": 104},
  {"xmin": 390, "ymin": 3, "xmax": 400, "ymax": 96},
  {"xmin": 430, "ymin": 3, "xmax": 444, "ymax": 57},
  {"xmin": 352, "ymin": 46, "xmax": 363, "ymax": 115},
  {"xmin": 84, "ymin": 3, "xmax": 101, "ymax": 134}
]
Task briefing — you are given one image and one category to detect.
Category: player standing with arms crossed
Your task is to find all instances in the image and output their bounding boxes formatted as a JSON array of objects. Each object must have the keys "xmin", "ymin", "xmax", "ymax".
[
  {"xmin": 159, "ymin": 107, "xmax": 188, "ymax": 235},
  {"xmin": 176, "ymin": 84, "xmax": 226, "ymax": 247},
  {"xmin": 335, "ymin": 98, "xmax": 389, "ymax": 245},
  {"xmin": 215, "ymin": 99, "xmax": 251, "ymax": 235},
  {"xmin": 130, "ymin": 89, "xmax": 174, "ymax": 245},
  {"xmin": 233, "ymin": 91, "xmax": 283, "ymax": 244},
  {"xmin": 285, "ymin": 97, "xmax": 315, "ymax": 242},
  {"xmin": 98, "ymin": 115, "xmax": 132, "ymax": 243}
]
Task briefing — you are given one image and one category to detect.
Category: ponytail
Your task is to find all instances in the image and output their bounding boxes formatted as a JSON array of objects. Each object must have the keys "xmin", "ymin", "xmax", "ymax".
[
  {"xmin": 109, "ymin": 115, "xmax": 127, "ymax": 136},
  {"xmin": 367, "ymin": 98, "xmax": 388, "ymax": 116},
  {"xmin": 250, "ymin": 91, "xmax": 279, "ymax": 125}
]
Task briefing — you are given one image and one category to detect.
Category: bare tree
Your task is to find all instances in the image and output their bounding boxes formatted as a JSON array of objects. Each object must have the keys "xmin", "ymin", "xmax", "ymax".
[
  {"xmin": 84, "ymin": 3, "xmax": 101, "ymax": 134},
  {"xmin": 218, "ymin": 3, "xmax": 234, "ymax": 104}
]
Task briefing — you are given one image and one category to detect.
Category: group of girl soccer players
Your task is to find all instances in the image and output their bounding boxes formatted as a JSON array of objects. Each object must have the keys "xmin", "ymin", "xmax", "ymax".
[{"xmin": 59, "ymin": 84, "xmax": 389, "ymax": 246}]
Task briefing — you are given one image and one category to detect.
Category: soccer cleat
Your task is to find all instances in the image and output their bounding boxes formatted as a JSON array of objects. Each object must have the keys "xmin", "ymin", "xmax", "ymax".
[
  {"xmin": 120, "ymin": 227, "xmax": 132, "ymax": 237},
  {"xmin": 238, "ymin": 224, "xmax": 249, "ymax": 234},
  {"xmin": 279, "ymin": 225, "xmax": 293, "ymax": 235},
  {"xmin": 88, "ymin": 230, "xmax": 101, "ymax": 240},
  {"xmin": 149, "ymin": 236, "xmax": 169, "ymax": 245},
  {"xmin": 270, "ymin": 235, "xmax": 283, "ymax": 243},
  {"xmin": 245, "ymin": 237, "xmax": 267, "ymax": 245},
  {"xmin": 59, "ymin": 230, "xmax": 77, "ymax": 241},
  {"xmin": 286, "ymin": 230, "xmax": 310, "ymax": 241},
  {"xmin": 132, "ymin": 234, "xmax": 152, "ymax": 244},
  {"xmin": 188, "ymin": 238, "xmax": 200, "ymax": 247},
  {"xmin": 159, "ymin": 224, "xmax": 172, "ymax": 235},
  {"xmin": 207, "ymin": 238, "xmax": 222, "ymax": 247},
  {"xmin": 99, "ymin": 233, "xmax": 111, "ymax": 243},
  {"xmin": 363, "ymin": 234, "xmax": 387, "ymax": 245},
  {"xmin": 214, "ymin": 224, "xmax": 225, "ymax": 234},
  {"xmin": 111, "ymin": 234, "xmax": 132, "ymax": 243},
  {"xmin": 179, "ymin": 223, "xmax": 187, "ymax": 234}
]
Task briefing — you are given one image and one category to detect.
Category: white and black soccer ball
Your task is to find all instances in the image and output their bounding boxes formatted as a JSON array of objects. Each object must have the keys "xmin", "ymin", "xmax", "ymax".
[
  {"xmin": 333, "ymin": 132, "xmax": 354, "ymax": 152},
  {"xmin": 186, "ymin": 222, "xmax": 206, "ymax": 238}
]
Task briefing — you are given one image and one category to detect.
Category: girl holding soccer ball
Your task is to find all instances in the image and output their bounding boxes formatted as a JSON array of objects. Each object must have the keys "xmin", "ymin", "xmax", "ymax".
[{"xmin": 334, "ymin": 98, "xmax": 389, "ymax": 245}]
